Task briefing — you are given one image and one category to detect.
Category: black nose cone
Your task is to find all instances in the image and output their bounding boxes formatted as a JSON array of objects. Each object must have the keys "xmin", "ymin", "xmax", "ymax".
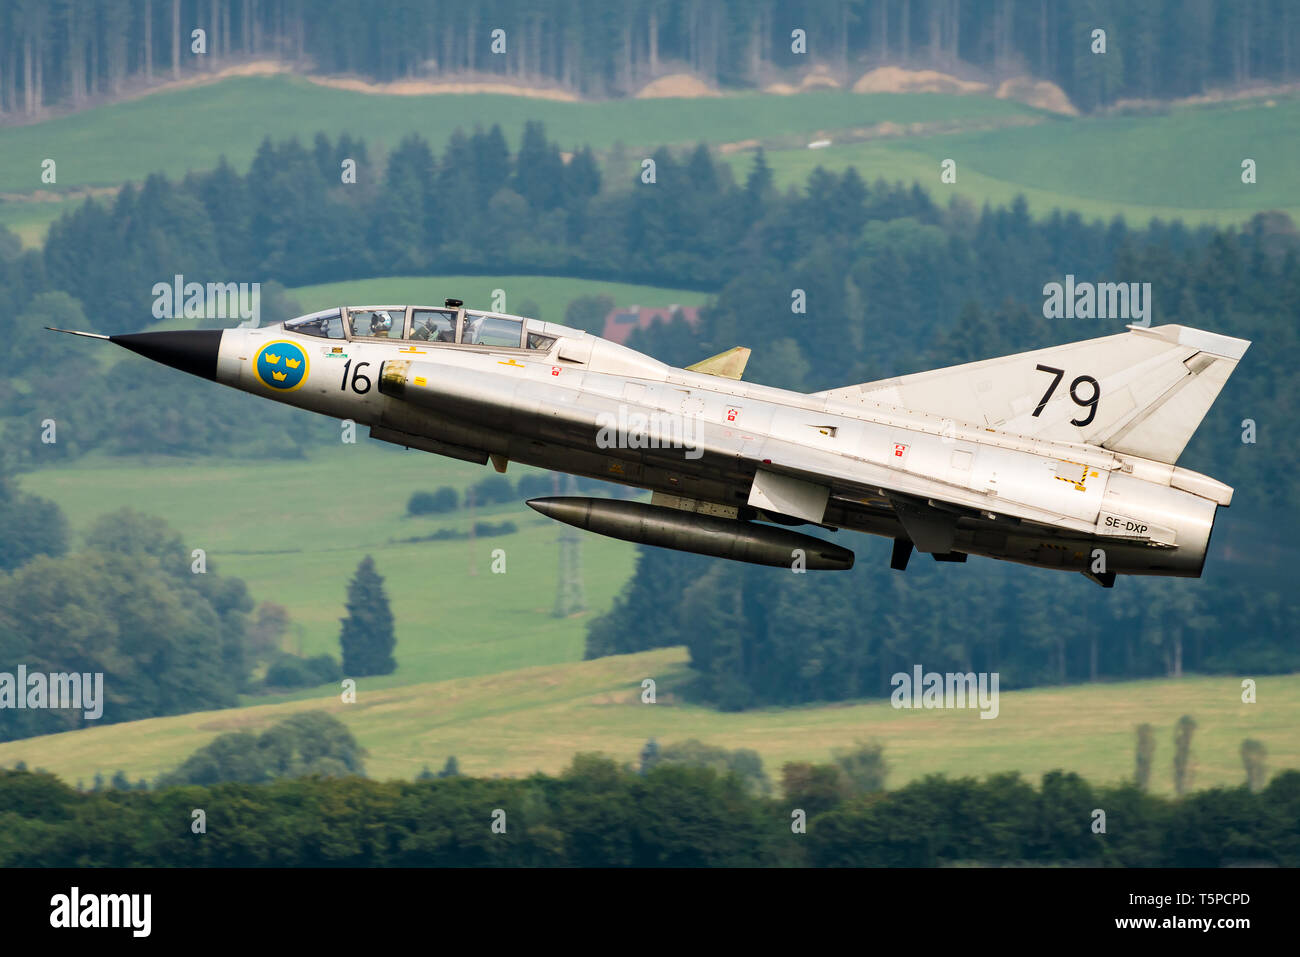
[{"xmin": 109, "ymin": 330, "xmax": 224, "ymax": 381}]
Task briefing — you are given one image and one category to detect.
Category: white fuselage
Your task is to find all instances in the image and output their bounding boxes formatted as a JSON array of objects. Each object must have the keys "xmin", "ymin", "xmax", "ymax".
[{"xmin": 214, "ymin": 317, "xmax": 1229, "ymax": 578}]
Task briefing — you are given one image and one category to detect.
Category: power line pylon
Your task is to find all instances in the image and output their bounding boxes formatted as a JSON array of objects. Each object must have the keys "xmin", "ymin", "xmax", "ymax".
[{"xmin": 553, "ymin": 473, "xmax": 586, "ymax": 616}]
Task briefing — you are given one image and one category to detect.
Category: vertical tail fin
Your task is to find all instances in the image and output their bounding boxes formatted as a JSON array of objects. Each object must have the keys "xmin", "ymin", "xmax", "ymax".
[{"xmin": 815, "ymin": 325, "xmax": 1249, "ymax": 464}]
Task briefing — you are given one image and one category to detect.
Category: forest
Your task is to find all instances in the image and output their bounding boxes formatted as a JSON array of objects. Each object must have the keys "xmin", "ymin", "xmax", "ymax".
[
  {"xmin": 1, "ymin": 0, "xmax": 1295, "ymax": 117},
  {"xmin": 1, "ymin": 759, "xmax": 1296, "ymax": 866}
]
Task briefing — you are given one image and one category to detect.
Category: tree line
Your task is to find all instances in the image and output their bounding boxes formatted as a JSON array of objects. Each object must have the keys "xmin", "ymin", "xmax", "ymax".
[
  {"xmin": 1, "ymin": 759, "xmax": 1296, "ymax": 866},
  {"xmin": 0, "ymin": 496, "xmax": 398, "ymax": 741},
  {"xmin": 586, "ymin": 529, "xmax": 1300, "ymax": 709},
  {"xmin": 0, "ymin": 506, "xmax": 251, "ymax": 742},
  {"xmin": 1, "ymin": 1, "xmax": 1296, "ymax": 116}
]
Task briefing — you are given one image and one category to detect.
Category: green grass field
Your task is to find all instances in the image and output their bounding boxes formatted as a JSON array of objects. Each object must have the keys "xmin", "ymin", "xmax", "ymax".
[
  {"xmin": 0, "ymin": 198, "xmax": 73, "ymax": 247},
  {"xmin": 3, "ymin": 76, "xmax": 1294, "ymax": 249},
  {"xmin": 0, "ymin": 75, "xmax": 1036, "ymax": 195},
  {"xmin": 286, "ymin": 274, "xmax": 711, "ymax": 330},
  {"xmin": 1, "ymin": 646, "xmax": 1293, "ymax": 796},
  {"xmin": 17, "ymin": 447, "xmax": 638, "ymax": 688},
  {"xmin": 725, "ymin": 97, "xmax": 1300, "ymax": 226}
]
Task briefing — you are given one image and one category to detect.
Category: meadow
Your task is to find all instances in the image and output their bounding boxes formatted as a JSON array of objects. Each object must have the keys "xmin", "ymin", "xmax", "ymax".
[
  {"xmin": 17, "ymin": 446, "xmax": 638, "ymax": 688},
  {"xmin": 0, "ymin": 75, "xmax": 1035, "ymax": 195},
  {"xmin": 721, "ymin": 96, "xmax": 1300, "ymax": 226},
  {"xmin": 1, "ymin": 645, "xmax": 1293, "ymax": 797},
  {"xmin": 0, "ymin": 199, "xmax": 70, "ymax": 247},
  {"xmin": 6, "ymin": 75, "xmax": 1296, "ymax": 252}
]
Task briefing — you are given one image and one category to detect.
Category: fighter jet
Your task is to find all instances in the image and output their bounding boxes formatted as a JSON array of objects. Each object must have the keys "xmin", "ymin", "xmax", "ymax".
[{"xmin": 50, "ymin": 300, "xmax": 1249, "ymax": 586}]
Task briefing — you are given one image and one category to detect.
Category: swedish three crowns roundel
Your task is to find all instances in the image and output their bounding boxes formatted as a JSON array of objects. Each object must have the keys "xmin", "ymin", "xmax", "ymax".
[{"xmin": 254, "ymin": 340, "xmax": 309, "ymax": 392}]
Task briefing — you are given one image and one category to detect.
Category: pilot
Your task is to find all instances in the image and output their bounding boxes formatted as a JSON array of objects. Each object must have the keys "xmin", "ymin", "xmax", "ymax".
[{"xmin": 372, "ymin": 311, "xmax": 394, "ymax": 337}]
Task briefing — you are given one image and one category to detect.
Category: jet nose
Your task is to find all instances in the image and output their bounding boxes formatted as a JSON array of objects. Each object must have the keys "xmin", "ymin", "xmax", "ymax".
[{"xmin": 109, "ymin": 330, "xmax": 225, "ymax": 381}]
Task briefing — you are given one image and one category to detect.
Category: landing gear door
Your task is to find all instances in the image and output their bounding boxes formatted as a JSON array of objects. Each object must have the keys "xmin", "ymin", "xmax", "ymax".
[{"xmin": 748, "ymin": 469, "xmax": 830, "ymax": 524}]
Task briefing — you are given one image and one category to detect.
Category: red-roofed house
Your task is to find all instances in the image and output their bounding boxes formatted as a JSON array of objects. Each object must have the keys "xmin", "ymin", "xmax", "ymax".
[{"xmin": 601, "ymin": 305, "xmax": 700, "ymax": 345}]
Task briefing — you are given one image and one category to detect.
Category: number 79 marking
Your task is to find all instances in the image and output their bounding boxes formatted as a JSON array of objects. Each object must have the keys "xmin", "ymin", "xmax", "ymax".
[{"xmin": 1033, "ymin": 364, "xmax": 1101, "ymax": 428}]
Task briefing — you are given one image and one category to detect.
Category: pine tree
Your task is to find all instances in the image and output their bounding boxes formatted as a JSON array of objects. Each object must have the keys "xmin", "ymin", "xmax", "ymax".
[
  {"xmin": 339, "ymin": 555, "xmax": 397, "ymax": 677},
  {"xmin": 1241, "ymin": 739, "xmax": 1268, "ymax": 792},
  {"xmin": 1173, "ymin": 715, "xmax": 1197, "ymax": 796},
  {"xmin": 639, "ymin": 737, "xmax": 660, "ymax": 774},
  {"xmin": 1135, "ymin": 723, "xmax": 1155, "ymax": 791}
]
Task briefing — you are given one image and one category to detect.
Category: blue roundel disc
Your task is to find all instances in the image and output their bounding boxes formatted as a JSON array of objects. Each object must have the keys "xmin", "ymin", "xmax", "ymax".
[{"xmin": 255, "ymin": 341, "xmax": 309, "ymax": 391}]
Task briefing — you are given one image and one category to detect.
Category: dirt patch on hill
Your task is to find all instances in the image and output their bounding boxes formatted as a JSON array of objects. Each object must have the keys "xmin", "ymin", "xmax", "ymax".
[
  {"xmin": 995, "ymin": 76, "xmax": 1078, "ymax": 115},
  {"xmin": 765, "ymin": 66, "xmax": 842, "ymax": 95},
  {"xmin": 635, "ymin": 73, "xmax": 722, "ymax": 98},
  {"xmin": 307, "ymin": 73, "xmax": 579, "ymax": 101},
  {"xmin": 852, "ymin": 66, "xmax": 1078, "ymax": 115},
  {"xmin": 102, "ymin": 58, "xmax": 582, "ymax": 105},
  {"xmin": 718, "ymin": 138, "xmax": 762, "ymax": 154},
  {"xmin": 853, "ymin": 66, "xmax": 990, "ymax": 95},
  {"xmin": 122, "ymin": 59, "xmax": 294, "ymax": 101}
]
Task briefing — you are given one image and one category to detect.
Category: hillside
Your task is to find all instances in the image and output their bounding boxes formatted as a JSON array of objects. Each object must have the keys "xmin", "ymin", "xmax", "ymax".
[
  {"xmin": 7, "ymin": 76, "xmax": 1297, "ymax": 251},
  {"xmin": 17, "ymin": 446, "xmax": 637, "ymax": 687},
  {"xmin": 0, "ymin": 75, "xmax": 1034, "ymax": 194},
  {"xmin": 1, "ymin": 647, "xmax": 1293, "ymax": 796},
  {"xmin": 720, "ymin": 95, "xmax": 1300, "ymax": 226}
]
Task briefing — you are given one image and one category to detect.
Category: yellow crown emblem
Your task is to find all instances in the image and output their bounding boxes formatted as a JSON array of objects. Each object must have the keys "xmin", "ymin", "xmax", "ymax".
[
  {"xmin": 285, "ymin": 358, "xmax": 301, "ymax": 368},
  {"xmin": 265, "ymin": 353, "xmax": 281, "ymax": 364},
  {"xmin": 272, "ymin": 371, "xmax": 287, "ymax": 381}
]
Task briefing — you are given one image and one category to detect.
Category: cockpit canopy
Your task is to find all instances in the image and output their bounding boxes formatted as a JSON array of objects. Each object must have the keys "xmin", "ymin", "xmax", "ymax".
[{"xmin": 283, "ymin": 305, "xmax": 556, "ymax": 352}]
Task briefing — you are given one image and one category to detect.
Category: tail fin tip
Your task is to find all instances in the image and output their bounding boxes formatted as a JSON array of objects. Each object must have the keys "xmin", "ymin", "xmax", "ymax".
[{"xmin": 1128, "ymin": 323, "xmax": 1250, "ymax": 361}]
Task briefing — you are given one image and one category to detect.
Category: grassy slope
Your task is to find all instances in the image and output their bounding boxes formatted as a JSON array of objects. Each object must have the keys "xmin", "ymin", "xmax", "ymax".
[
  {"xmin": 0, "ymin": 647, "xmax": 1293, "ymax": 796},
  {"xmin": 18, "ymin": 446, "xmax": 637, "ymax": 687},
  {"xmin": 286, "ymin": 275, "xmax": 711, "ymax": 330},
  {"xmin": 0, "ymin": 76, "xmax": 1035, "ymax": 194},
  {"xmin": 4, "ymin": 78, "xmax": 1294, "ymax": 248},
  {"xmin": 727, "ymin": 97, "xmax": 1300, "ymax": 226},
  {"xmin": 0, "ymin": 200, "xmax": 70, "ymax": 247}
]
